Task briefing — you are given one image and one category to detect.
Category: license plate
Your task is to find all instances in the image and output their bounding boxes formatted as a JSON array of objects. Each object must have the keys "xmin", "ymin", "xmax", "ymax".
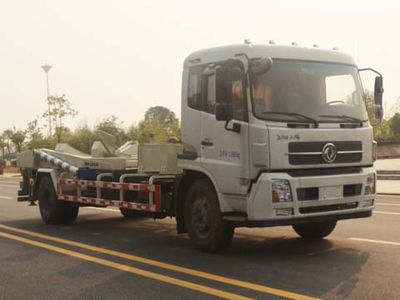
[{"xmin": 320, "ymin": 186, "xmax": 341, "ymax": 200}]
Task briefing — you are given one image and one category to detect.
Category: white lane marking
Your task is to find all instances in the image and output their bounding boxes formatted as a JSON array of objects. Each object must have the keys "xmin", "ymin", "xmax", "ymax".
[
  {"xmin": 377, "ymin": 194, "xmax": 400, "ymax": 197},
  {"xmin": 349, "ymin": 237, "xmax": 400, "ymax": 247},
  {"xmin": 83, "ymin": 207, "xmax": 120, "ymax": 213},
  {"xmin": 0, "ymin": 195, "xmax": 13, "ymax": 200},
  {"xmin": 374, "ymin": 211, "xmax": 400, "ymax": 216},
  {"xmin": 376, "ymin": 203, "xmax": 400, "ymax": 207},
  {"xmin": 0, "ymin": 184, "xmax": 19, "ymax": 188}
]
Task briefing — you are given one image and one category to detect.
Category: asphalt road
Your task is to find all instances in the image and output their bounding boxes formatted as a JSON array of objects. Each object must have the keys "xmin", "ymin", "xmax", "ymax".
[{"xmin": 1, "ymin": 176, "xmax": 400, "ymax": 300}]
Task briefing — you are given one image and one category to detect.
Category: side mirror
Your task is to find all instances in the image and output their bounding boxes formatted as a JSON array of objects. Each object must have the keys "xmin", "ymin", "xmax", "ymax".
[
  {"xmin": 359, "ymin": 68, "xmax": 384, "ymax": 120},
  {"xmin": 215, "ymin": 103, "xmax": 233, "ymax": 121},
  {"xmin": 374, "ymin": 76, "xmax": 384, "ymax": 106},
  {"xmin": 374, "ymin": 76, "xmax": 384, "ymax": 120},
  {"xmin": 374, "ymin": 104, "xmax": 383, "ymax": 120},
  {"xmin": 215, "ymin": 66, "xmax": 243, "ymax": 104}
]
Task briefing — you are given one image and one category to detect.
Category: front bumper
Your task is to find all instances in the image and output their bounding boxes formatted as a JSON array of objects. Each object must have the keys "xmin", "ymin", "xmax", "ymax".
[
  {"xmin": 246, "ymin": 167, "xmax": 375, "ymax": 223},
  {"xmin": 227, "ymin": 211, "xmax": 371, "ymax": 227}
]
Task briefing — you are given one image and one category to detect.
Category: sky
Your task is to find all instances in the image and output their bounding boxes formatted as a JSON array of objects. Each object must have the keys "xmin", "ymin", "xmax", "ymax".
[{"xmin": 1, "ymin": 0, "xmax": 399, "ymax": 133}]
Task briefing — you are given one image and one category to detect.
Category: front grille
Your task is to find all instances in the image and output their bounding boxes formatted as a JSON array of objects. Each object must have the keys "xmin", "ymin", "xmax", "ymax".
[
  {"xmin": 297, "ymin": 188, "xmax": 319, "ymax": 201},
  {"xmin": 287, "ymin": 167, "xmax": 362, "ymax": 177},
  {"xmin": 299, "ymin": 202, "xmax": 358, "ymax": 214},
  {"xmin": 288, "ymin": 141, "xmax": 362, "ymax": 165}
]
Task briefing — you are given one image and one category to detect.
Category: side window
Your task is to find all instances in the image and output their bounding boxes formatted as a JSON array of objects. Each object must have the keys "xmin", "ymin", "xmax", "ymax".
[
  {"xmin": 325, "ymin": 75, "xmax": 358, "ymax": 105},
  {"xmin": 187, "ymin": 69, "xmax": 202, "ymax": 110},
  {"xmin": 205, "ymin": 75, "xmax": 246, "ymax": 121},
  {"xmin": 205, "ymin": 75, "xmax": 216, "ymax": 114},
  {"xmin": 231, "ymin": 80, "xmax": 245, "ymax": 121}
]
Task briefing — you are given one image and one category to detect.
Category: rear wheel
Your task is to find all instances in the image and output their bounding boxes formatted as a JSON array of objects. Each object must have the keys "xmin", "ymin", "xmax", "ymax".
[
  {"xmin": 38, "ymin": 176, "xmax": 79, "ymax": 225},
  {"xmin": 184, "ymin": 179, "xmax": 234, "ymax": 252},
  {"xmin": 292, "ymin": 221, "xmax": 337, "ymax": 239}
]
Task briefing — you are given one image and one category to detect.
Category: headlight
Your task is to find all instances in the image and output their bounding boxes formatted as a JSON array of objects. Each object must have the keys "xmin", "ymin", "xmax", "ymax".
[
  {"xmin": 272, "ymin": 179, "xmax": 292, "ymax": 202},
  {"xmin": 364, "ymin": 173, "xmax": 376, "ymax": 195}
]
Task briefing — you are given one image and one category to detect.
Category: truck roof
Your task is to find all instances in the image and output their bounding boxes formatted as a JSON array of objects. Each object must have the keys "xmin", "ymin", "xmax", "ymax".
[{"xmin": 184, "ymin": 44, "xmax": 356, "ymax": 68}]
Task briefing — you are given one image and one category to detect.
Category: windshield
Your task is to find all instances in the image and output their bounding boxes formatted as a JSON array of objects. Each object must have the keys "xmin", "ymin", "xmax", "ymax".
[{"xmin": 251, "ymin": 60, "xmax": 368, "ymax": 123}]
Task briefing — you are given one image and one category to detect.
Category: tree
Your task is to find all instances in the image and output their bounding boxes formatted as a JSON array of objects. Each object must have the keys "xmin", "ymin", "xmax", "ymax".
[
  {"xmin": 387, "ymin": 96, "xmax": 400, "ymax": 119},
  {"xmin": 26, "ymin": 120, "xmax": 41, "ymax": 139},
  {"xmin": 66, "ymin": 125, "xmax": 96, "ymax": 154},
  {"xmin": 10, "ymin": 130, "xmax": 26, "ymax": 152},
  {"xmin": 2, "ymin": 129, "xmax": 13, "ymax": 153},
  {"xmin": 25, "ymin": 120, "xmax": 44, "ymax": 149},
  {"xmin": 129, "ymin": 119, "xmax": 168, "ymax": 144},
  {"xmin": 144, "ymin": 106, "xmax": 180, "ymax": 137},
  {"xmin": 54, "ymin": 126, "xmax": 72, "ymax": 143},
  {"xmin": 43, "ymin": 95, "xmax": 77, "ymax": 143},
  {"xmin": 364, "ymin": 89, "xmax": 394, "ymax": 141},
  {"xmin": 95, "ymin": 115, "xmax": 128, "ymax": 146},
  {"xmin": 0, "ymin": 135, "xmax": 6, "ymax": 158},
  {"xmin": 390, "ymin": 113, "xmax": 400, "ymax": 138},
  {"xmin": 2, "ymin": 128, "xmax": 26, "ymax": 153},
  {"xmin": 364, "ymin": 90, "xmax": 375, "ymax": 124},
  {"xmin": 373, "ymin": 119, "xmax": 391, "ymax": 142},
  {"xmin": 23, "ymin": 119, "xmax": 59, "ymax": 150},
  {"xmin": 130, "ymin": 106, "xmax": 180, "ymax": 144},
  {"xmin": 144, "ymin": 106, "xmax": 178, "ymax": 124}
]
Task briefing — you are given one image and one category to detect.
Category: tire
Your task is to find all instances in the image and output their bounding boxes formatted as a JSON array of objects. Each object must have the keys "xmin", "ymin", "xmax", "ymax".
[
  {"xmin": 292, "ymin": 221, "xmax": 337, "ymax": 239},
  {"xmin": 38, "ymin": 176, "xmax": 79, "ymax": 225},
  {"xmin": 184, "ymin": 179, "xmax": 234, "ymax": 252},
  {"xmin": 119, "ymin": 208, "xmax": 143, "ymax": 218}
]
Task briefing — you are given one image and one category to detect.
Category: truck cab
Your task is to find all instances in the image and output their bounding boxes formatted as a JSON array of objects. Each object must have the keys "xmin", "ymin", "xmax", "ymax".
[{"xmin": 177, "ymin": 43, "xmax": 383, "ymax": 250}]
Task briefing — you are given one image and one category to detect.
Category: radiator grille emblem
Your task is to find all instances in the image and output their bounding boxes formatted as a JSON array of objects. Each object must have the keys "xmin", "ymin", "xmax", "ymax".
[{"xmin": 322, "ymin": 143, "xmax": 337, "ymax": 163}]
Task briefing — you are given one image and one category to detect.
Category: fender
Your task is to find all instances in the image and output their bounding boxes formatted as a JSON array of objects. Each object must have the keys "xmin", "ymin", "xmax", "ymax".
[
  {"xmin": 175, "ymin": 163, "xmax": 235, "ymax": 233},
  {"xmin": 33, "ymin": 168, "xmax": 59, "ymax": 201},
  {"xmin": 178, "ymin": 162, "xmax": 233, "ymax": 211}
]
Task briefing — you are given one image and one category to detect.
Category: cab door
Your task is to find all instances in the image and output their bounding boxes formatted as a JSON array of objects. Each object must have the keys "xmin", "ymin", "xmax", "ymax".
[{"xmin": 200, "ymin": 73, "xmax": 250, "ymax": 195}]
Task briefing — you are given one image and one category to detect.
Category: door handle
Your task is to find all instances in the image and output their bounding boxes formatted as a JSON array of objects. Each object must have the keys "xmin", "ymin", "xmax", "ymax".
[{"xmin": 201, "ymin": 139, "xmax": 214, "ymax": 147}]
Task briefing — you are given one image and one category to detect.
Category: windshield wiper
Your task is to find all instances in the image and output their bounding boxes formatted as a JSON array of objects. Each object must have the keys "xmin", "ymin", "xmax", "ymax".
[
  {"xmin": 318, "ymin": 114, "xmax": 366, "ymax": 124},
  {"xmin": 260, "ymin": 111, "xmax": 319, "ymax": 127}
]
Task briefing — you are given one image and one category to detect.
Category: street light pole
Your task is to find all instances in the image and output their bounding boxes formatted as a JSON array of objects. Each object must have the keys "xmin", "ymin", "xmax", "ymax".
[{"xmin": 41, "ymin": 64, "xmax": 52, "ymax": 136}]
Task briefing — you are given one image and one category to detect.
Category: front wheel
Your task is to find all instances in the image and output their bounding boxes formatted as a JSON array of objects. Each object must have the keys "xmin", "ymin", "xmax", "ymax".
[
  {"xmin": 184, "ymin": 179, "xmax": 234, "ymax": 252},
  {"xmin": 292, "ymin": 221, "xmax": 337, "ymax": 239}
]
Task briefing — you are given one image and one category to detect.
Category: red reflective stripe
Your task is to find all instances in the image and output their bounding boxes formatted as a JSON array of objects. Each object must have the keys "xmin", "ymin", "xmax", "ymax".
[
  {"xmin": 58, "ymin": 179, "xmax": 152, "ymax": 192},
  {"xmin": 58, "ymin": 193, "xmax": 156, "ymax": 212},
  {"xmin": 56, "ymin": 178, "xmax": 162, "ymax": 213}
]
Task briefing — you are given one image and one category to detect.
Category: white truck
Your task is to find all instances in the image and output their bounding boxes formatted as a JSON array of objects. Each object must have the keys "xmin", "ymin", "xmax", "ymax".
[{"xmin": 17, "ymin": 42, "xmax": 384, "ymax": 252}]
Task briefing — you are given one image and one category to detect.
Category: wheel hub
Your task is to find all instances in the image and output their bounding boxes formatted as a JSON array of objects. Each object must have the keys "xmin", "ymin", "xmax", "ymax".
[{"xmin": 191, "ymin": 196, "xmax": 211, "ymax": 237}]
